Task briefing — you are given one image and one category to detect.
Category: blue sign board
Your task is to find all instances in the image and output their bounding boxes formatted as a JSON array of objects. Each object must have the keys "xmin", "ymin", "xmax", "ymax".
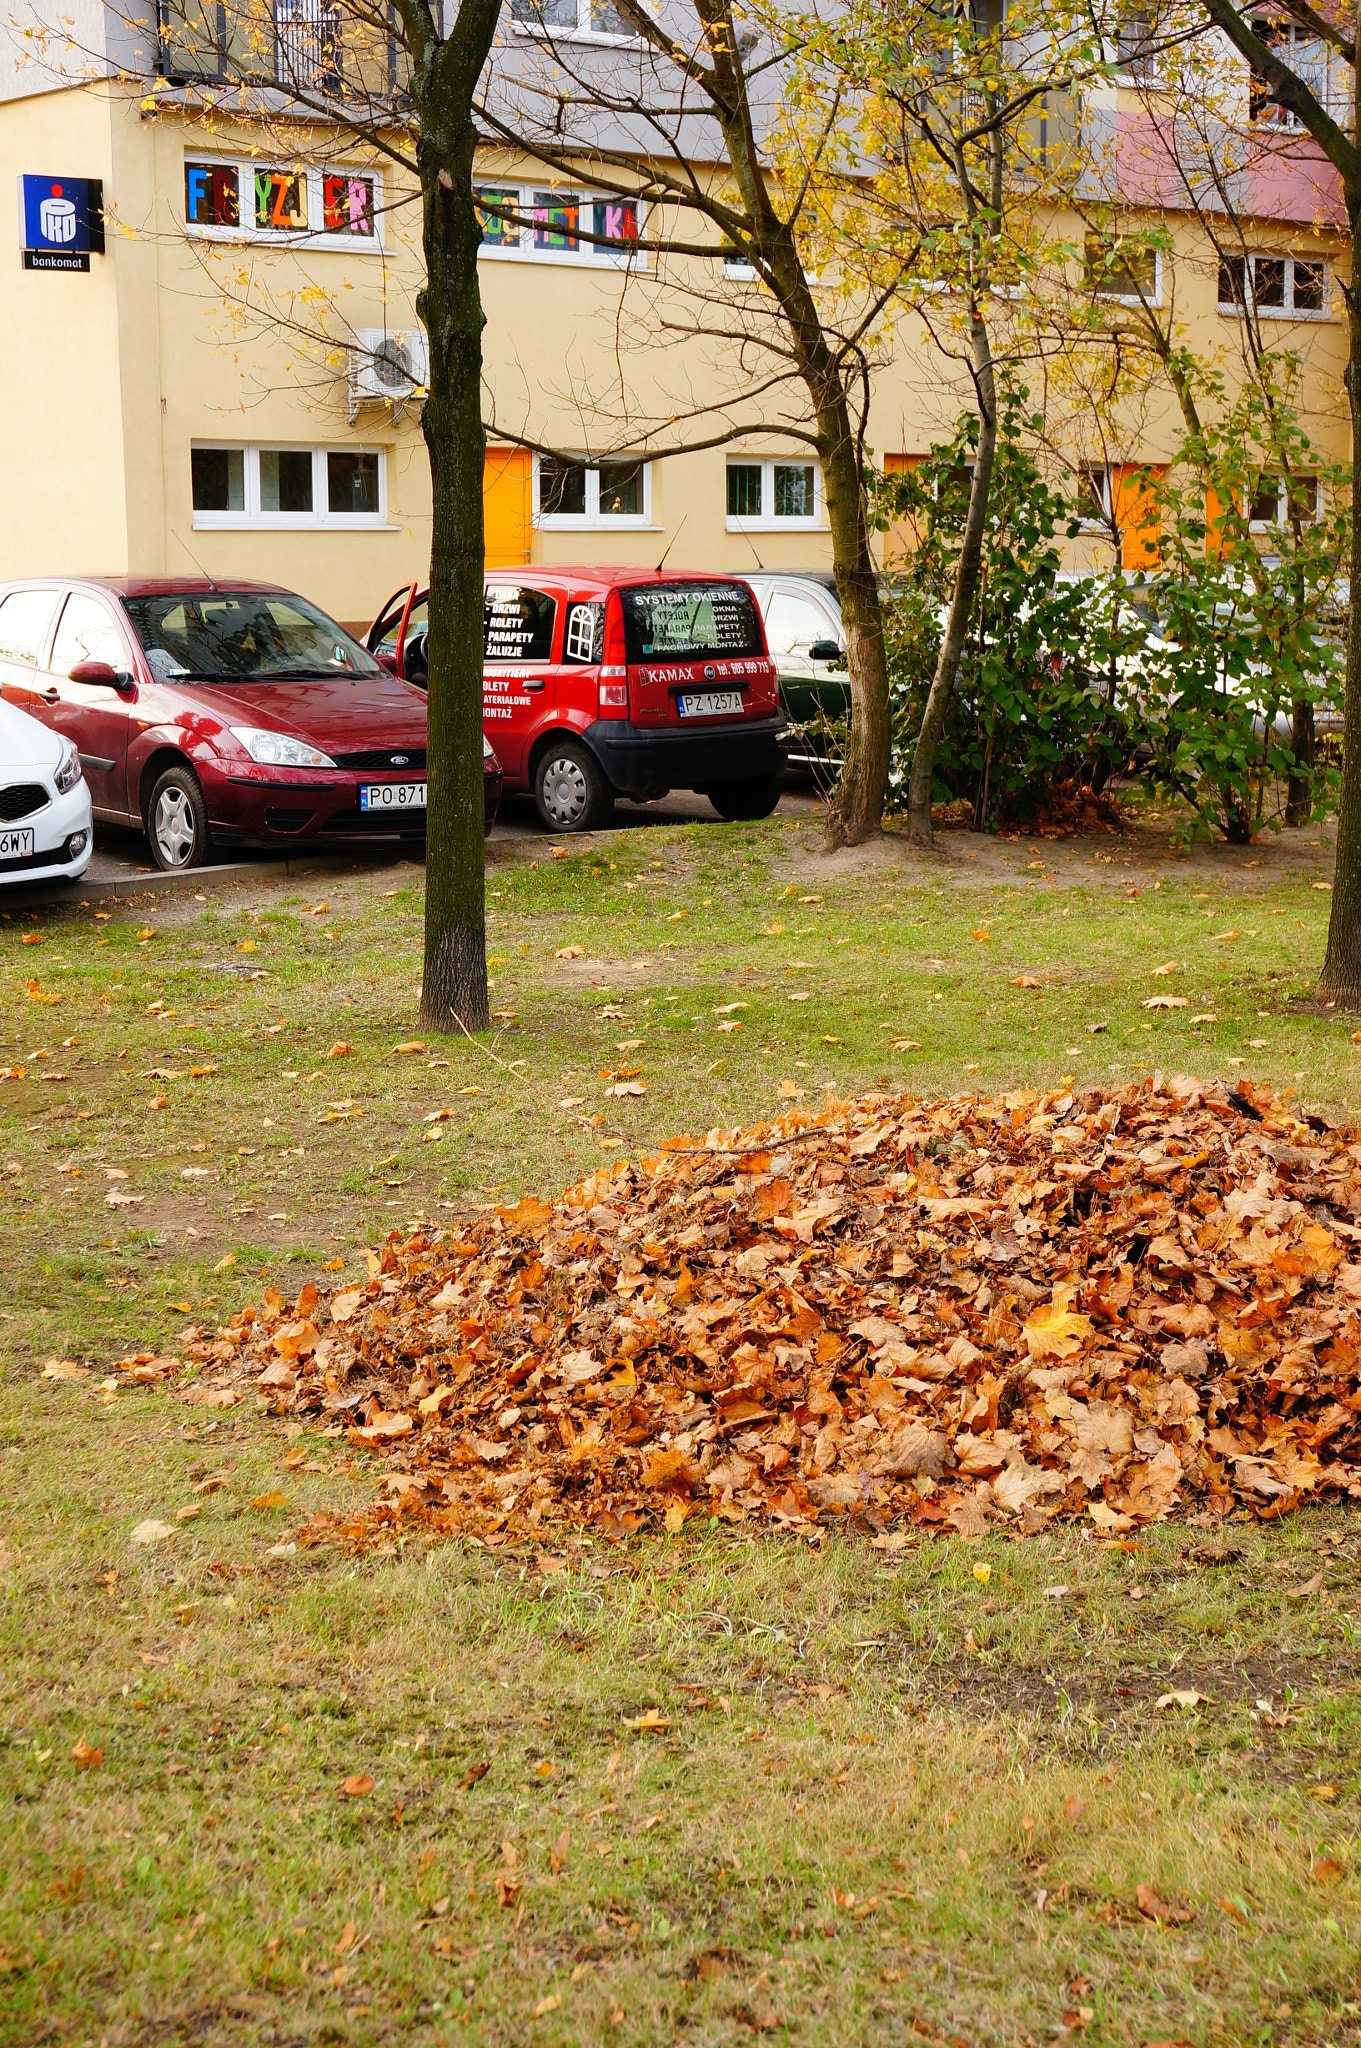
[{"xmin": 18, "ymin": 175, "xmax": 104, "ymax": 271}]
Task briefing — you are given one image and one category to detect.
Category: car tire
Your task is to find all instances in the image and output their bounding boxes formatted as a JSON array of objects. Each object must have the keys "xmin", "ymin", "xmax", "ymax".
[
  {"xmin": 703, "ymin": 777, "xmax": 783, "ymax": 822},
  {"xmin": 533, "ymin": 739, "xmax": 614, "ymax": 833},
  {"xmin": 146, "ymin": 764, "xmax": 213, "ymax": 871}
]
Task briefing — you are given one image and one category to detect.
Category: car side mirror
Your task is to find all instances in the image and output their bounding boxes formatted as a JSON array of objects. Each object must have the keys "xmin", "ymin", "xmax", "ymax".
[
  {"xmin": 69, "ymin": 659, "xmax": 131, "ymax": 689},
  {"xmin": 809, "ymin": 640, "xmax": 845, "ymax": 664}
]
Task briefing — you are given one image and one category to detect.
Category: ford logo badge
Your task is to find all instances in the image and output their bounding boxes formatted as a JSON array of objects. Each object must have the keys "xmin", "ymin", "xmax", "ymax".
[
  {"xmin": 390, "ymin": 754, "xmax": 408, "ymax": 766},
  {"xmin": 703, "ymin": 664, "xmax": 716, "ymax": 681}
]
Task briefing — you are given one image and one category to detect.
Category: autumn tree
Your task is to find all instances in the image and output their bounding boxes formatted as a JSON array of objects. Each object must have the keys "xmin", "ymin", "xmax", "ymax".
[
  {"xmin": 474, "ymin": 0, "xmax": 900, "ymax": 846},
  {"xmin": 1176, "ymin": 0, "xmax": 1361, "ymax": 998},
  {"xmin": 784, "ymin": 0, "xmax": 1126, "ymax": 847}
]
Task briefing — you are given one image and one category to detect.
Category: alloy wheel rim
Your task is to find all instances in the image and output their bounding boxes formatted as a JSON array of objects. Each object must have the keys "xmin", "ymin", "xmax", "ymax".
[
  {"xmin": 153, "ymin": 787, "xmax": 197, "ymax": 866},
  {"xmin": 542, "ymin": 758, "xmax": 588, "ymax": 828}
]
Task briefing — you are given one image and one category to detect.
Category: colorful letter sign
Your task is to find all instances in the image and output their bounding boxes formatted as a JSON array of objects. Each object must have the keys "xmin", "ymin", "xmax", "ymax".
[{"xmin": 19, "ymin": 175, "xmax": 104, "ymax": 271}]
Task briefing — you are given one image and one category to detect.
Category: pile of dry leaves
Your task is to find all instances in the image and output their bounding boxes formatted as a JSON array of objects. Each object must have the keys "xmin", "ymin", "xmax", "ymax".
[{"xmin": 173, "ymin": 1075, "xmax": 1361, "ymax": 1549}]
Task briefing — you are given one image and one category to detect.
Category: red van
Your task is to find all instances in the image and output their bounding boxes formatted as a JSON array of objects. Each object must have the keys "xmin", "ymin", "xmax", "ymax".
[{"xmin": 367, "ymin": 567, "xmax": 787, "ymax": 832}]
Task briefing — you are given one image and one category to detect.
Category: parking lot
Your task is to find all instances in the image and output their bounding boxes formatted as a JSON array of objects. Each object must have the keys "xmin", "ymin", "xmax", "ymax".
[{"xmin": 7, "ymin": 785, "xmax": 823, "ymax": 906}]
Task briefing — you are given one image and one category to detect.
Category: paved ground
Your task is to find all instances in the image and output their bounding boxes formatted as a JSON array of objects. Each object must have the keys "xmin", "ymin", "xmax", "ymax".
[{"xmin": 8, "ymin": 787, "xmax": 825, "ymax": 907}]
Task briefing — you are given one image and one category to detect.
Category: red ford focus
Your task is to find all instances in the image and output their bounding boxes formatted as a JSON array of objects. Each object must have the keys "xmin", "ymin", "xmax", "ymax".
[{"xmin": 0, "ymin": 577, "xmax": 501, "ymax": 870}]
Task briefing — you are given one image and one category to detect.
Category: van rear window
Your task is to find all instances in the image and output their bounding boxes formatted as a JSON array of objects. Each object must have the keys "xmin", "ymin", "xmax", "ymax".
[{"xmin": 621, "ymin": 582, "xmax": 762, "ymax": 663}]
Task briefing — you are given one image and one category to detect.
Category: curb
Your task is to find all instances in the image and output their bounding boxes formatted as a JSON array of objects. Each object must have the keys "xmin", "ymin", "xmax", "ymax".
[{"xmin": 6, "ymin": 848, "xmax": 422, "ymax": 910}]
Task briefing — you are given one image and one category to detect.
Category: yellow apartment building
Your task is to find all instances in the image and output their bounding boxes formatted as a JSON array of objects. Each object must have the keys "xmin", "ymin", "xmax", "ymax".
[{"xmin": 0, "ymin": 6, "xmax": 1350, "ymax": 634}]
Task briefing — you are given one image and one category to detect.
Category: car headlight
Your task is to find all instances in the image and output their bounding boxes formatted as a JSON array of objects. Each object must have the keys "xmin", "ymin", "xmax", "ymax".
[
  {"xmin": 53, "ymin": 739, "xmax": 83, "ymax": 795},
  {"xmin": 229, "ymin": 727, "xmax": 336, "ymax": 769}
]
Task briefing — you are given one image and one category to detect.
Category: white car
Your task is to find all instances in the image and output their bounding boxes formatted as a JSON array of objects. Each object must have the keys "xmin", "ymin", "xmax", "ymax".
[{"xmin": 0, "ymin": 696, "xmax": 93, "ymax": 886}]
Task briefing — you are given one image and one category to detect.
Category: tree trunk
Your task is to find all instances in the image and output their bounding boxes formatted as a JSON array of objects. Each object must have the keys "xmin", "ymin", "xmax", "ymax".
[
  {"xmin": 907, "ymin": 305, "xmax": 998, "ymax": 848},
  {"xmin": 416, "ymin": 80, "xmax": 494, "ymax": 1034},
  {"xmin": 1286, "ymin": 697, "xmax": 1315, "ymax": 828},
  {"xmin": 1318, "ymin": 260, "xmax": 1361, "ymax": 1006},
  {"xmin": 821, "ymin": 392, "xmax": 890, "ymax": 849}
]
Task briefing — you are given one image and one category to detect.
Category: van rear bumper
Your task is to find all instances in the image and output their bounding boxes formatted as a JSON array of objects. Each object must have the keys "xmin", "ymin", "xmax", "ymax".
[{"xmin": 584, "ymin": 715, "xmax": 787, "ymax": 798}]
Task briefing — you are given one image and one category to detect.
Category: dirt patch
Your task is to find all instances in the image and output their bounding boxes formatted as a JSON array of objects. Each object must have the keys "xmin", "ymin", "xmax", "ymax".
[{"xmin": 772, "ymin": 811, "xmax": 1339, "ymax": 896}]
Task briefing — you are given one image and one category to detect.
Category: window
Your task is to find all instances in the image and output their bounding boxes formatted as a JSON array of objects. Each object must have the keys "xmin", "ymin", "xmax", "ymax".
[
  {"xmin": 564, "ymin": 602, "xmax": 605, "ymax": 663},
  {"xmin": 763, "ymin": 590, "xmax": 840, "ymax": 658},
  {"xmin": 190, "ymin": 447, "xmax": 244, "ymax": 511},
  {"xmin": 474, "ymin": 182, "xmax": 642, "ymax": 266},
  {"xmin": 1116, "ymin": 10, "xmax": 1158, "ymax": 78},
  {"xmin": 1249, "ymin": 19, "xmax": 1327, "ymax": 127},
  {"xmin": 534, "ymin": 455, "xmax": 652, "ymax": 528},
  {"xmin": 1218, "ymin": 252, "xmax": 1328, "ymax": 318},
  {"xmin": 620, "ymin": 583, "xmax": 765, "ymax": 662},
  {"xmin": 483, "ymin": 585, "xmax": 558, "ymax": 662},
  {"xmin": 51, "ymin": 593, "xmax": 130, "ymax": 675},
  {"xmin": 184, "ymin": 158, "xmax": 379, "ymax": 248},
  {"xmin": 122, "ymin": 590, "xmax": 379, "ymax": 681},
  {"xmin": 1248, "ymin": 474, "xmax": 1321, "ymax": 527},
  {"xmin": 722, "ymin": 240, "xmax": 758, "ymax": 280},
  {"xmin": 191, "ymin": 445, "xmax": 389, "ymax": 529},
  {"xmin": 1078, "ymin": 465, "xmax": 1115, "ymax": 524},
  {"xmin": 1085, "ymin": 232, "xmax": 1160, "ymax": 304},
  {"xmin": 725, "ymin": 458, "xmax": 822, "ymax": 529},
  {"xmin": 0, "ymin": 589, "xmax": 57, "ymax": 666},
  {"xmin": 510, "ymin": 0, "xmax": 636, "ymax": 41}
]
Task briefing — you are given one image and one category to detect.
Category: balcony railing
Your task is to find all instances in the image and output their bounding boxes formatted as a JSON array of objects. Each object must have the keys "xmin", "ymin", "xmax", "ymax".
[{"xmin": 158, "ymin": 0, "xmax": 402, "ymax": 98}]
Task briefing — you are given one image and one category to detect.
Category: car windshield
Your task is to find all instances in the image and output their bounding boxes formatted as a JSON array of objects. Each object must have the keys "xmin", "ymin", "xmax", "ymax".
[
  {"xmin": 621, "ymin": 582, "xmax": 763, "ymax": 663},
  {"xmin": 121, "ymin": 590, "xmax": 381, "ymax": 682}
]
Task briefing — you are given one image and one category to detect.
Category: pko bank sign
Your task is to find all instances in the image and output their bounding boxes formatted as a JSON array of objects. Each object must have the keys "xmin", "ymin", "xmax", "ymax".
[{"xmin": 18, "ymin": 175, "xmax": 105, "ymax": 271}]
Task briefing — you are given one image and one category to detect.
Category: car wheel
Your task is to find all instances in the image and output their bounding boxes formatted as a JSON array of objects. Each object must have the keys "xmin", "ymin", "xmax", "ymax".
[
  {"xmin": 146, "ymin": 764, "xmax": 212, "ymax": 871},
  {"xmin": 533, "ymin": 739, "xmax": 613, "ymax": 833},
  {"xmin": 704, "ymin": 777, "xmax": 783, "ymax": 822}
]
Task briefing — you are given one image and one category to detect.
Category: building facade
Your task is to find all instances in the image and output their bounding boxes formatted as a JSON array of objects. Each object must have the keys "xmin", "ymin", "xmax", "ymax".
[{"xmin": 0, "ymin": 3, "xmax": 1350, "ymax": 634}]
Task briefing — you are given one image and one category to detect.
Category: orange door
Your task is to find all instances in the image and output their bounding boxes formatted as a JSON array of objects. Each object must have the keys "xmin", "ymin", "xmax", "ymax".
[{"xmin": 484, "ymin": 449, "xmax": 532, "ymax": 569}]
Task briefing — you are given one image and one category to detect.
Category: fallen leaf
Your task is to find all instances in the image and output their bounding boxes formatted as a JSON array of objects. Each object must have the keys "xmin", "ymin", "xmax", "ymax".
[
  {"xmin": 1011, "ymin": 975, "xmax": 1041, "ymax": 988},
  {"xmin": 1062, "ymin": 1795, "xmax": 1087, "ymax": 1824},
  {"xmin": 555, "ymin": 945, "xmax": 586, "ymax": 960},
  {"xmin": 1135, "ymin": 1882, "xmax": 1195, "ymax": 1925},
  {"xmin": 624, "ymin": 1708, "xmax": 670, "ymax": 1734},
  {"xmin": 1143, "ymin": 995, "xmax": 1188, "ymax": 1010},
  {"xmin": 326, "ymin": 1043, "xmax": 352, "ymax": 1059},
  {"xmin": 129, "ymin": 1519, "xmax": 177, "ymax": 1547},
  {"xmin": 1286, "ymin": 1571, "xmax": 1325, "ymax": 1599},
  {"xmin": 71, "ymin": 1736, "xmax": 103, "ymax": 1770},
  {"xmin": 1155, "ymin": 1689, "xmax": 1209, "ymax": 1711},
  {"xmin": 340, "ymin": 1774, "xmax": 374, "ymax": 1797}
]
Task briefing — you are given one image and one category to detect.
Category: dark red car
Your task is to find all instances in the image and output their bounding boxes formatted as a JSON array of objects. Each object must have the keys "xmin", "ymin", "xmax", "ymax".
[
  {"xmin": 368, "ymin": 566, "xmax": 787, "ymax": 832},
  {"xmin": 0, "ymin": 577, "xmax": 501, "ymax": 870}
]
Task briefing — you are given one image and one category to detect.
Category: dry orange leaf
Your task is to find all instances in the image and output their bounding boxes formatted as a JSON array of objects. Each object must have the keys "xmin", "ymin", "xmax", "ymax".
[
  {"xmin": 340, "ymin": 1774, "xmax": 374, "ymax": 1797},
  {"xmin": 71, "ymin": 1736, "xmax": 103, "ymax": 1770}
]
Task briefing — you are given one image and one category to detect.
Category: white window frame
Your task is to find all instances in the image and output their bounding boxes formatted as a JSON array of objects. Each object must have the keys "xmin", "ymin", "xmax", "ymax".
[
  {"xmin": 508, "ymin": 0, "xmax": 641, "ymax": 44},
  {"xmin": 183, "ymin": 156, "xmax": 384, "ymax": 252},
  {"xmin": 1247, "ymin": 474, "xmax": 1323, "ymax": 531},
  {"xmin": 1218, "ymin": 251, "xmax": 1330, "ymax": 320},
  {"xmin": 191, "ymin": 444, "xmax": 392, "ymax": 531},
  {"xmin": 725, "ymin": 457, "xmax": 824, "ymax": 533},
  {"xmin": 532, "ymin": 453, "xmax": 656, "ymax": 531},
  {"xmin": 474, "ymin": 181, "xmax": 647, "ymax": 270},
  {"xmin": 1248, "ymin": 20, "xmax": 1329, "ymax": 129},
  {"xmin": 1077, "ymin": 463, "xmax": 1116, "ymax": 531},
  {"xmin": 1088, "ymin": 241, "xmax": 1163, "ymax": 307},
  {"xmin": 1115, "ymin": 12, "xmax": 1159, "ymax": 80}
]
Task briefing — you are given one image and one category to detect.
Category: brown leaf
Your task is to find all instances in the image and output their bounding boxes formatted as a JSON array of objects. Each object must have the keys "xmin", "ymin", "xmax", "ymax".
[
  {"xmin": 1135, "ymin": 1882, "xmax": 1195, "ymax": 1925},
  {"xmin": 71, "ymin": 1736, "xmax": 103, "ymax": 1770},
  {"xmin": 340, "ymin": 1774, "xmax": 374, "ymax": 1797}
]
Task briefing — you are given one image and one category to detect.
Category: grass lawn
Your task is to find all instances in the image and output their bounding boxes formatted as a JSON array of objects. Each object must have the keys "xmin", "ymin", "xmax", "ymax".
[{"xmin": 2, "ymin": 806, "xmax": 1358, "ymax": 2047}]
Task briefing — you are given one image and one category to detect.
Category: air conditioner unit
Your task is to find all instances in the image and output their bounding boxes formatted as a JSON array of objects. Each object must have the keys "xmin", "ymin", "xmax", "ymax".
[{"xmin": 348, "ymin": 327, "xmax": 429, "ymax": 420}]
